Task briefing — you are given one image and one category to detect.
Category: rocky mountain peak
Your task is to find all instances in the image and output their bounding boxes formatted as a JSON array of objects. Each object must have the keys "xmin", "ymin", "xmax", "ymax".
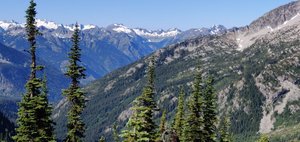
[
  {"xmin": 210, "ymin": 24, "xmax": 227, "ymax": 34},
  {"xmin": 0, "ymin": 20, "xmax": 23, "ymax": 30},
  {"xmin": 247, "ymin": 1, "xmax": 300, "ymax": 33}
]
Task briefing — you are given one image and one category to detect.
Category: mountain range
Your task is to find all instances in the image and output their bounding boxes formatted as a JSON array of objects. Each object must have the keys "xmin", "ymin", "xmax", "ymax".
[
  {"xmin": 0, "ymin": 1, "xmax": 300, "ymax": 142},
  {"xmin": 52, "ymin": 1, "xmax": 300, "ymax": 141},
  {"xmin": 0, "ymin": 42, "xmax": 68, "ymax": 120},
  {"xmin": 0, "ymin": 18, "xmax": 227, "ymax": 102}
]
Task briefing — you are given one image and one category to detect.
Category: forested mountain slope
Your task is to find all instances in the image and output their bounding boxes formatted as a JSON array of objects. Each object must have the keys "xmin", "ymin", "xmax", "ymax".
[
  {"xmin": 45, "ymin": 2, "xmax": 300, "ymax": 141},
  {"xmin": 54, "ymin": 1, "xmax": 300, "ymax": 141},
  {"xmin": 0, "ymin": 111, "xmax": 15, "ymax": 142}
]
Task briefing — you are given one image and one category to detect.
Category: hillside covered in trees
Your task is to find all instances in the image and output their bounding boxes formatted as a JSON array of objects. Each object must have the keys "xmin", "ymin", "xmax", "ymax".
[
  {"xmin": 1, "ymin": 0, "xmax": 300, "ymax": 142},
  {"xmin": 53, "ymin": 1, "xmax": 300, "ymax": 141},
  {"xmin": 0, "ymin": 111, "xmax": 14, "ymax": 142}
]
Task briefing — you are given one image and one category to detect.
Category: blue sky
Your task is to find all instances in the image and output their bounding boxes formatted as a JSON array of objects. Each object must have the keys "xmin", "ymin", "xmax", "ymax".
[{"xmin": 0, "ymin": 0, "xmax": 295, "ymax": 30}]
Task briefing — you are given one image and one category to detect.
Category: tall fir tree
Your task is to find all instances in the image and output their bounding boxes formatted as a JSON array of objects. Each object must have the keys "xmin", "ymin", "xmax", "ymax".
[
  {"xmin": 121, "ymin": 107, "xmax": 144, "ymax": 142},
  {"xmin": 182, "ymin": 69, "xmax": 205, "ymax": 142},
  {"xmin": 173, "ymin": 86, "xmax": 185, "ymax": 141},
  {"xmin": 203, "ymin": 76, "xmax": 217, "ymax": 142},
  {"xmin": 63, "ymin": 23, "xmax": 86, "ymax": 142},
  {"xmin": 219, "ymin": 114, "xmax": 231, "ymax": 142},
  {"xmin": 121, "ymin": 57, "xmax": 157, "ymax": 142},
  {"xmin": 159, "ymin": 110, "xmax": 167, "ymax": 135},
  {"xmin": 112, "ymin": 123, "xmax": 120, "ymax": 142},
  {"xmin": 13, "ymin": 0, "xmax": 54, "ymax": 141},
  {"xmin": 36, "ymin": 74, "xmax": 55, "ymax": 142}
]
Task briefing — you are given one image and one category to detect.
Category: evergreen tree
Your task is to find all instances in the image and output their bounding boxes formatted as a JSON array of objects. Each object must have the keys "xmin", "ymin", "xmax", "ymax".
[
  {"xmin": 112, "ymin": 123, "xmax": 120, "ymax": 142},
  {"xmin": 63, "ymin": 23, "xmax": 86, "ymax": 142},
  {"xmin": 159, "ymin": 110, "xmax": 167, "ymax": 135},
  {"xmin": 256, "ymin": 134, "xmax": 269, "ymax": 142},
  {"xmin": 121, "ymin": 108, "xmax": 144, "ymax": 142},
  {"xmin": 173, "ymin": 86, "xmax": 185, "ymax": 141},
  {"xmin": 182, "ymin": 69, "xmax": 205, "ymax": 142},
  {"xmin": 203, "ymin": 76, "xmax": 217, "ymax": 142},
  {"xmin": 220, "ymin": 115, "xmax": 231, "ymax": 142},
  {"xmin": 36, "ymin": 74, "xmax": 55, "ymax": 141},
  {"xmin": 121, "ymin": 57, "xmax": 157, "ymax": 142},
  {"xmin": 0, "ymin": 111, "xmax": 15, "ymax": 142},
  {"xmin": 14, "ymin": 0, "xmax": 54, "ymax": 141},
  {"xmin": 161, "ymin": 130, "xmax": 180, "ymax": 142},
  {"xmin": 99, "ymin": 136, "xmax": 105, "ymax": 142}
]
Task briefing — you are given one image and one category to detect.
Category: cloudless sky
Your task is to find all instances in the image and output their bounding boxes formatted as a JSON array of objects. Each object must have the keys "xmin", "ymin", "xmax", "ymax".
[{"xmin": 0, "ymin": 0, "xmax": 295, "ymax": 30}]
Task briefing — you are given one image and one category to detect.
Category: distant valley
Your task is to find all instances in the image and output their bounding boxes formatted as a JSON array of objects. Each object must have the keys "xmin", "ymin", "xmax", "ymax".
[
  {"xmin": 53, "ymin": 1, "xmax": 300, "ymax": 141},
  {"xmin": 0, "ymin": 19, "xmax": 226, "ymax": 101},
  {"xmin": 0, "ymin": 1, "xmax": 300, "ymax": 142}
]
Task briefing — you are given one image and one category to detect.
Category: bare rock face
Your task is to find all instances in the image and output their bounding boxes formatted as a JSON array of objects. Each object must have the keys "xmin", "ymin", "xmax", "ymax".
[
  {"xmin": 227, "ymin": 1, "xmax": 300, "ymax": 50},
  {"xmin": 246, "ymin": 1, "xmax": 300, "ymax": 34}
]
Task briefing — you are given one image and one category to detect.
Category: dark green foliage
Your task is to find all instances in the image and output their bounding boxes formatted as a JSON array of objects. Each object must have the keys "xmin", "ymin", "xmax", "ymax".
[
  {"xmin": 269, "ymin": 123, "xmax": 300, "ymax": 142},
  {"xmin": 25, "ymin": 0, "xmax": 39, "ymax": 80},
  {"xmin": 37, "ymin": 74, "xmax": 55, "ymax": 141},
  {"xmin": 112, "ymin": 123, "xmax": 120, "ymax": 142},
  {"xmin": 220, "ymin": 115, "xmax": 232, "ymax": 142},
  {"xmin": 230, "ymin": 74, "xmax": 264, "ymax": 135},
  {"xmin": 161, "ymin": 130, "xmax": 179, "ymax": 142},
  {"xmin": 55, "ymin": 34, "xmax": 300, "ymax": 141},
  {"xmin": 121, "ymin": 108, "xmax": 145, "ymax": 142},
  {"xmin": 173, "ymin": 87, "xmax": 185, "ymax": 141},
  {"xmin": 203, "ymin": 76, "xmax": 217, "ymax": 141},
  {"xmin": 99, "ymin": 136, "xmax": 105, "ymax": 142},
  {"xmin": 0, "ymin": 111, "xmax": 15, "ymax": 142},
  {"xmin": 53, "ymin": 36, "xmax": 239, "ymax": 141},
  {"xmin": 269, "ymin": 100, "xmax": 300, "ymax": 141},
  {"xmin": 274, "ymin": 100, "xmax": 300, "ymax": 129},
  {"xmin": 63, "ymin": 23, "xmax": 86, "ymax": 142},
  {"xmin": 13, "ymin": 91, "xmax": 38, "ymax": 142},
  {"xmin": 159, "ymin": 110, "xmax": 167, "ymax": 135},
  {"xmin": 13, "ymin": 0, "xmax": 55, "ymax": 141},
  {"xmin": 256, "ymin": 134, "xmax": 269, "ymax": 142},
  {"xmin": 182, "ymin": 70, "xmax": 204, "ymax": 142},
  {"xmin": 14, "ymin": 84, "xmax": 41, "ymax": 141},
  {"xmin": 121, "ymin": 57, "xmax": 158, "ymax": 142}
]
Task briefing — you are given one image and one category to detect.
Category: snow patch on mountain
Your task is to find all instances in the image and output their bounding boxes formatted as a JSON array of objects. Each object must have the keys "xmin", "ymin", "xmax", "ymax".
[
  {"xmin": 0, "ymin": 19, "xmax": 228, "ymax": 44},
  {"xmin": 112, "ymin": 24, "xmax": 132, "ymax": 33},
  {"xmin": 0, "ymin": 21, "xmax": 21, "ymax": 30},
  {"xmin": 0, "ymin": 21, "xmax": 14, "ymax": 30},
  {"xmin": 210, "ymin": 25, "xmax": 227, "ymax": 35},
  {"xmin": 54, "ymin": 33, "xmax": 69, "ymax": 39},
  {"xmin": 133, "ymin": 28, "xmax": 181, "ymax": 37},
  {"xmin": 36, "ymin": 19, "xmax": 61, "ymax": 29},
  {"xmin": 64, "ymin": 25, "xmax": 76, "ymax": 31},
  {"xmin": 0, "ymin": 19, "xmax": 96, "ymax": 31},
  {"xmin": 83, "ymin": 24, "xmax": 96, "ymax": 30},
  {"xmin": 236, "ymin": 13, "xmax": 300, "ymax": 51},
  {"xmin": 276, "ymin": 12, "xmax": 300, "ymax": 30},
  {"xmin": 65, "ymin": 24, "xmax": 97, "ymax": 31}
]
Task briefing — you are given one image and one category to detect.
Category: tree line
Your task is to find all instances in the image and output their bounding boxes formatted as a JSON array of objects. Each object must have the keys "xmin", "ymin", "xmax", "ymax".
[
  {"xmin": 6, "ymin": 0, "xmax": 270, "ymax": 142},
  {"xmin": 118, "ymin": 60, "xmax": 232, "ymax": 142}
]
